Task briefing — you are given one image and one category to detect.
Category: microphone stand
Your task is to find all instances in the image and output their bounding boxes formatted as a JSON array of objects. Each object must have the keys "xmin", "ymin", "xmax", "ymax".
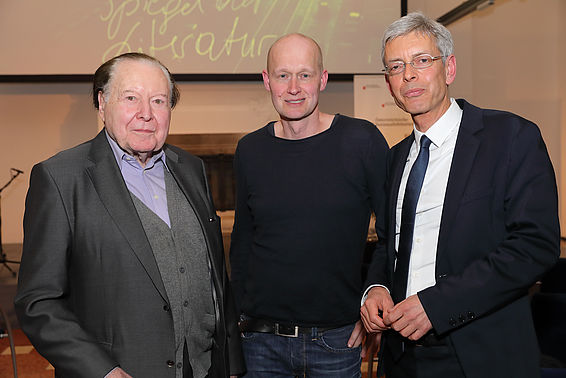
[{"xmin": 0, "ymin": 169, "xmax": 23, "ymax": 277}]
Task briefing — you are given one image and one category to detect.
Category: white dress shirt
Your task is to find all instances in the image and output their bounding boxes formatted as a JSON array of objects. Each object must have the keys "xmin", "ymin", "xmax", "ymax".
[{"xmin": 395, "ymin": 98, "xmax": 463, "ymax": 297}]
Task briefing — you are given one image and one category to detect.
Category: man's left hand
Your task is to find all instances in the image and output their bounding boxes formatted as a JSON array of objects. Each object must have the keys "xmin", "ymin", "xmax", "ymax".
[
  {"xmin": 384, "ymin": 294, "xmax": 432, "ymax": 341},
  {"xmin": 347, "ymin": 320, "xmax": 366, "ymax": 356}
]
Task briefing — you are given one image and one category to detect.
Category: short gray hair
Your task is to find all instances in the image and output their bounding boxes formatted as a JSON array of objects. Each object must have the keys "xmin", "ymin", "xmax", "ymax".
[
  {"xmin": 93, "ymin": 52, "xmax": 180, "ymax": 109},
  {"xmin": 381, "ymin": 12, "xmax": 454, "ymax": 65}
]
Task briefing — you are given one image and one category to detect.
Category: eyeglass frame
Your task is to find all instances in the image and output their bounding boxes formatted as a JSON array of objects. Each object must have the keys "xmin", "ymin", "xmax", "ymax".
[{"xmin": 382, "ymin": 54, "xmax": 446, "ymax": 75}]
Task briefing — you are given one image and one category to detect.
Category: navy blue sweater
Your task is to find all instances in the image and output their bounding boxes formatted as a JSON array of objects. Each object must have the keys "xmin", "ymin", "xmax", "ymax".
[{"xmin": 230, "ymin": 114, "xmax": 388, "ymax": 326}]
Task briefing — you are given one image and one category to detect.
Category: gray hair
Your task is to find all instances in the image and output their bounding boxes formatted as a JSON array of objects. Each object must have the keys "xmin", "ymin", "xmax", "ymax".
[
  {"xmin": 381, "ymin": 12, "xmax": 454, "ymax": 65},
  {"xmin": 92, "ymin": 52, "xmax": 180, "ymax": 109}
]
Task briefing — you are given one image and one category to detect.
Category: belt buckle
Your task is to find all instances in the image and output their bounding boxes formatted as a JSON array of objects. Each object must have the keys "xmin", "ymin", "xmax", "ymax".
[{"xmin": 274, "ymin": 323, "xmax": 299, "ymax": 338}]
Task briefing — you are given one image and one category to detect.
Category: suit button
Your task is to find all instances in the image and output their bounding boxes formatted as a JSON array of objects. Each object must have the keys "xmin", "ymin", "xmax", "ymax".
[
  {"xmin": 177, "ymin": 362, "xmax": 183, "ymax": 369},
  {"xmin": 167, "ymin": 360, "xmax": 175, "ymax": 367},
  {"xmin": 163, "ymin": 304, "xmax": 171, "ymax": 311},
  {"xmin": 459, "ymin": 315, "xmax": 466, "ymax": 323},
  {"xmin": 209, "ymin": 217, "xmax": 214, "ymax": 222},
  {"xmin": 467, "ymin": 311, "xmax": 475, "ymax": 320},
  {"xmin": 449, "ymin": 317, "xmax": 457, "ymax": 327}
]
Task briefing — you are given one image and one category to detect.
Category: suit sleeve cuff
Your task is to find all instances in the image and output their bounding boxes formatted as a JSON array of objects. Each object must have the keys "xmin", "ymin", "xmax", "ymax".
[
  {"xmin": 361, "ymin": 284, "xmax": 390, "ymax": 306},
  {"xmin": 104, "ymin": 366, "xmax": 119, "ymax": 377}
]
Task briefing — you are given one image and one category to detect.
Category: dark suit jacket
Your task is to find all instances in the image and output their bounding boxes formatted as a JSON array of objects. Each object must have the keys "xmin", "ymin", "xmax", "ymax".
[
  {"xmin": 15, "ymin": 130, "xmax": 245, "ymax": 377},
  {"xmin": 366, "ymin": 99, "xmax": 560, "ymax": 378}
]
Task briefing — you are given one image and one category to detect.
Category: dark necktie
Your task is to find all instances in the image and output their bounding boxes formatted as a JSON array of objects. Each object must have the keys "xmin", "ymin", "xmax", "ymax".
[
  {"xmin": 387, "ymin": 135, "xmax": 432, "ymax": 362},
  {"xmin": 391, "ymin": 135, "xmax": 432, "ymax": 304}
]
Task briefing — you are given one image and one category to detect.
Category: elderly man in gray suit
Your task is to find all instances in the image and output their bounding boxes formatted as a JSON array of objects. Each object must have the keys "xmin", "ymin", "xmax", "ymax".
[{"xmin": 15, "ymin": 52, "xmax": 244, "ymax": 378}]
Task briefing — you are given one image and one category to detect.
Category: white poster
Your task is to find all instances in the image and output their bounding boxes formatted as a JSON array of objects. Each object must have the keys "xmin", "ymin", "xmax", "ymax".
[{"xmin": 354, "ymin": 75, "xmax": 413, "ymax": 147}]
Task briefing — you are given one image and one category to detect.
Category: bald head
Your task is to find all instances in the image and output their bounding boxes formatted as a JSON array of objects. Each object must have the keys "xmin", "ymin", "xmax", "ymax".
[
  {"xmin": 261, "ymin": 33, "xmax": 328, "ymax": 125},
  {"xmin": 266, "ymin": 33, "xmax": 323, "ymax": 74}
]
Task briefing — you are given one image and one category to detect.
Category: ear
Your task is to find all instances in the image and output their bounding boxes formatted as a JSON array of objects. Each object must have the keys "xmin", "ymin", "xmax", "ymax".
[
  {"xmin": 97, "ymin": 91, "xmax": 106, "ymax": 123},
  {"xmin": 319, "ymin": 69, "xmax": 328, "ymax": 91},
  {"xmin": 262, "ymin": 69, "xmax": 271, "ymax": 91},
  {"xmin": 444, "ymin": 55, "xmax": 456, "ymax": 85}
]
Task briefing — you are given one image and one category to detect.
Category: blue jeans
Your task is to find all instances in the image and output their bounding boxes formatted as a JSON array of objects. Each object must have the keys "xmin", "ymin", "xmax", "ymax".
[{"xmin": 241, "ymin": 322, "xmax": 362, "ymax": 378}]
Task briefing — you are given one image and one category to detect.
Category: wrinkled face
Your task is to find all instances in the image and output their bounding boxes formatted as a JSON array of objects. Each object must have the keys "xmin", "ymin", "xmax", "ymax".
[
  {"xmin": 384, "ymin": 31, "xmax": 456, "ymax": 128},
  {"xmin": 262, "ymin": 35, "xmax": 328, "ymax": 122},
  {"xmin": 98, "ymin": 59, "xmax": 171, "ymax": 159}
]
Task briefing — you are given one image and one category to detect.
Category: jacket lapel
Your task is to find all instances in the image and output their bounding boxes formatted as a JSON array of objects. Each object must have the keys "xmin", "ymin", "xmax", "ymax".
[
  {"xmin": 388, "ymin": 134, "xmax": 414, "ymax": 279},
  {"xmin": 436, "ymin": 100, "xmax": 483, "ymax": 264},
  {"xmin": 85, "ymin": 131, "xmax": 168, "ymax": 302},
  {"xmin": 165, "ymin": 147, "xmax": 224, "ymax": 296},
  {"xmin": 164, "ymin": 146, "xmax": 213, "ymax": 225}
]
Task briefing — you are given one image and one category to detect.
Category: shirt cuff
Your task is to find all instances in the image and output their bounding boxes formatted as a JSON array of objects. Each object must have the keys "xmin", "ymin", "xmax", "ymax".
[{"xmin": 361, "ymin": 284, "xmax": 390, "ymax": 306}]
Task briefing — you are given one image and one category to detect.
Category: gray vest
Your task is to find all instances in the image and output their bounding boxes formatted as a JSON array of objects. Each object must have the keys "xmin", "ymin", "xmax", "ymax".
[{"xmin": 131, "ymin": 169, "xmax": 215, "ymax": 378}]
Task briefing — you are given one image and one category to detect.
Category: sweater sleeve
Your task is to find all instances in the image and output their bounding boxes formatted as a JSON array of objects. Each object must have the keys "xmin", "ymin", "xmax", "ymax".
[
  {"xmin": 228, "ymin": 142, "xmax": 253, "ymax": 314},
  {"xmin": 362, "ymin": 124, "xmax": 391, "ymax": 291}
]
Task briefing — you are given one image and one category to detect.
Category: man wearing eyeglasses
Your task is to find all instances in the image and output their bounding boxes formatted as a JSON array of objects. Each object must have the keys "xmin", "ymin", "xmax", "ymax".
[{"xmin": 361, "ymin": 12, "xmax": 560, "ymax": 378}]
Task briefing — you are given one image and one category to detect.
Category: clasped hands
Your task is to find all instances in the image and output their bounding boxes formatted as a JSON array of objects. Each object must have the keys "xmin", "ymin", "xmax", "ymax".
[{"xmin": 360, "ymin": 286, "xmax": 433, "ymax": 341}]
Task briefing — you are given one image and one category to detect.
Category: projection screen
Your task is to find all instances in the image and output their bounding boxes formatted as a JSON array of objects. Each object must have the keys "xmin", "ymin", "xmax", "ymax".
[{"xmin": 0, "ymin": 0, "xmax": 400, "ymax": 75}]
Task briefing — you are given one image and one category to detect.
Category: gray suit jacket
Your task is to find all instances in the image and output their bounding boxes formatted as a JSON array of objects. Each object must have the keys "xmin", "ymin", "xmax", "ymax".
[{"xmin": 15, "ymin": 130, "xmax": 245, "ymax": 377}]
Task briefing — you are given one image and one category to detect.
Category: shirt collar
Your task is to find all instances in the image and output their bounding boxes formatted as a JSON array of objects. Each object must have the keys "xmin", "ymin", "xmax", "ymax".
[
  {"xmin": 105, "ymin": 129, "xmax": 168, "ymax": 171},
  {"xmin": 414, "ymin": 98, "xmax": 463, "ymax": 149}
]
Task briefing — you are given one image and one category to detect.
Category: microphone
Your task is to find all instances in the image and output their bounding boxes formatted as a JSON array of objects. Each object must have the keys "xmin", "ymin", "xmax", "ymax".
[{"xmin": 11, "ymin": 168, "xmax": 24, "ymax": 174}]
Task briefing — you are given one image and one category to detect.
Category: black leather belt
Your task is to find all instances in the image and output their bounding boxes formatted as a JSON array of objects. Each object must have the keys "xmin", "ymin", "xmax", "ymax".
[{"xmin": 239, "ymin": 317, "xmax": 340, "ymax": 338}]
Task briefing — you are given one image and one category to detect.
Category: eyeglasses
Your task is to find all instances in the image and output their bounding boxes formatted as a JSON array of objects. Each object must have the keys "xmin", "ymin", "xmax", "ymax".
[{"xmin": 383, "ymin": 54, "xmax": 445, "ymax": 75}]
